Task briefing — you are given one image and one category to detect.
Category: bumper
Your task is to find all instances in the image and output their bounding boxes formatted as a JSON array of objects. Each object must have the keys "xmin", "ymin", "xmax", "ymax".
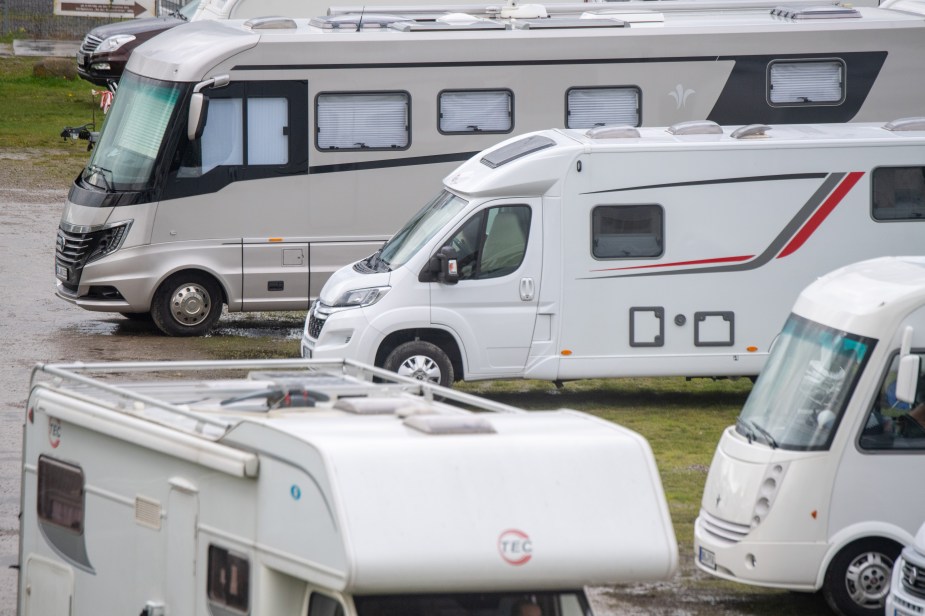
[
  {"xmin": 301, "ymin": 305, "xmax": 379, "ymax": 363},
  {"xmin": 693, "ymin": 513, "xmax": 827, "ymax": 591}
]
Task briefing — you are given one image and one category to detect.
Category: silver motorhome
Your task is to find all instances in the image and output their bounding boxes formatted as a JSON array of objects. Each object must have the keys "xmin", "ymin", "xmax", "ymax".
[{"xmin": 54, "ymin": 0, "xmax": 925, "ymax": 335}]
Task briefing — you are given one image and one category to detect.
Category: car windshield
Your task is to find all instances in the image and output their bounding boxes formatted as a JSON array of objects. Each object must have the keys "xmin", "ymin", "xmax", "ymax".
[
  {"xmin": 372, "ymin": 190, "xmax": 468, "ymax": 271},
  {"xmin": 354, "ymin": 590, "xmax": 590, "ymax": 616},
  {"xmin": 82, "ymin": 72, "xmax": 185, "ymax": 192},
  {"xmin": 736, "ymin": 313, "xmax": 876, "ymax": 451}
]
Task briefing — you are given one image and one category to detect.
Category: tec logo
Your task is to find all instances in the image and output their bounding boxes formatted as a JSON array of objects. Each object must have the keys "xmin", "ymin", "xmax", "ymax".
[
  {"xmin": 498, "ymin": 529, "xmax": 533, "ymax": 566},
  {"xmin": 48, "ymin": 418, "xmax": 62, "ymax": 449}
]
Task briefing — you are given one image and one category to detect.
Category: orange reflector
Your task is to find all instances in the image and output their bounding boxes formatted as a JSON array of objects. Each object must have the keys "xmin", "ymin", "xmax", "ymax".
[
  {"xmin": 269, "ymin": 237, "xmax": 283, "ymax": 242},
  {"xmin": 747, "ymin": 346, "xmax": 758, "ymax": 352},
  {"xmin": 561, "ymin": 349, "xmax": 572, "ymax": 356},
  {"xmin": 811, "ymin": 510, "xmax": 817, "ymax": 519}
]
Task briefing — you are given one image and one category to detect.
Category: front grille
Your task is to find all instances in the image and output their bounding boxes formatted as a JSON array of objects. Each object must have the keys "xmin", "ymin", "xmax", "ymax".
[
  {"xmin": 902, "ymin": 558, "xmax": 925, "ymax": 599},
  {"xmin": 80, "ymin": 34, "xmax": 104, "ymax": 55},
  {"xmin": 56, "ymin": 224, "xmax": 128, "ymax": 286},
  {"xmin": 698, "ymin": 509, "xmax": 751, "ymax": 544},
  {"xmin": 56, "ymin": 227, "xmax": 95, "ymax": 271},
  {"xmin": 308, "ymin": 312, "xmax": 326, "ymax": 339}
]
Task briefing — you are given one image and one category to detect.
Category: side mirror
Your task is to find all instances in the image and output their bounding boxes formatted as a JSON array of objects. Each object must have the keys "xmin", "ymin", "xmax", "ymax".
[
  {"xmin": 436, "ymin": 246, "xmax": 459, "ymax": 285},
  {"xmin": 896, "ymin": 354, "xmax": 921, "ymax": 405},
  {"xmin": 187, "ymin": 74, "xmax": 230, "ymax": 141}
]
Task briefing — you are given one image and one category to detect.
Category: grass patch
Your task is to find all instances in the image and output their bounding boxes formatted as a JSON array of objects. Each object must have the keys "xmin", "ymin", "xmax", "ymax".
[{"xmin": 0, "ymin": 57, "xmax": 103, "ymax": 149}]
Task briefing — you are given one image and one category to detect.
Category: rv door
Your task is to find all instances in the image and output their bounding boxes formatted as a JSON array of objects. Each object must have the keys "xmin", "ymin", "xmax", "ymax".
[{"xmin": 429, "ymin": 200, "xmax": 542, "ymax": 376}]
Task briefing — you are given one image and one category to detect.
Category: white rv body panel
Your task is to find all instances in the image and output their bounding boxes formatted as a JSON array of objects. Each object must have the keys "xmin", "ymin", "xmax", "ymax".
[
  {"xmin": 54, "ymin": 1, "xmax": 925, "ymax": 335},
  {"xmin": 18, "ymin": 360, "xmax": 677, "ymax": 615},
  {"xmin": 694, "ymin": 257, "xmax": 925, "ymax": 616},
  {"xmin": 303, "ymin": 123, "xmax": 925, "ymax": 384}
]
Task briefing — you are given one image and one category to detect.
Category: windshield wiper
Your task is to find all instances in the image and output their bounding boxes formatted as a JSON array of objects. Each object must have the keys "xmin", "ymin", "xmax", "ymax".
[
  {"xmin": 84, "ymin": 164, "xmax": 114, "ymax": 191},
  {"xmin": 736, "ymin": 417, "xmax": 778, "ymax": 449}
]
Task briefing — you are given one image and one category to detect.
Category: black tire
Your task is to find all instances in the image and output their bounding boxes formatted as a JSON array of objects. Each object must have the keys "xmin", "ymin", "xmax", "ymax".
[
  {"xmin": 822, "ymin": 538, "xmax": 901, "ymax": 616},
  {"xmin": 382, "ymin": 340, "xmax": 454, "ymax": 388},
  {"xmin": 150, "ymin": 271, "xmax": 223, "ymax": 337},
  {"xmin": 119, "ymin": 312, "xmax": 152, "ymax": 322}
]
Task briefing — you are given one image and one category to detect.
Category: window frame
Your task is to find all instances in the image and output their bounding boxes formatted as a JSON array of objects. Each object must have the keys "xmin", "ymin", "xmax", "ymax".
[
  {"xmin": 436, "ymin": 88, "xmax": 515, "ymax": 135},
  {"xmin": 441, "ymin": 204, "xmax": 532, "ymax": 281},
  {"xmin": 37, "ymin": 455, "xmax": 85, "ymax": 535},
  {"xmin": 590, "ymin": 204, "xmax": 664, "ymax": 260},
  {"xmin": 870, "ymin": 165, "xmax": 925, "ymax": 222},
  {"xmin": 766, "ymin": 58, "xmax": 846, "ymax": 107},
  {"xmin": 207, "ymin": 544, "xmax": 251, "ymax": 614},
  {"xmin": 564, "ymin": 85, "xmax": 642, "ymax": 129},
  {"xmin": 858, "ymin": 350, "xmax": 925, "ymax": 453},
  {"xmin": 314, "ymin": 90, "xmax": 412, "ymax": 152}
]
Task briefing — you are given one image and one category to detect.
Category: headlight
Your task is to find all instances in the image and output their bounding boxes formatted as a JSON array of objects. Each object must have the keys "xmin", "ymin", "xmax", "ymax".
[
  {"xmin": 87, "ymin": 220, "xmax": 132, "ymax": 263},
  {"xmin": 331, "ymin": 286, "xmax": 390, "ymax": 308},
  {"xmin": 97, "ymin": 34, "xmax": 136, "ymax": 53}
]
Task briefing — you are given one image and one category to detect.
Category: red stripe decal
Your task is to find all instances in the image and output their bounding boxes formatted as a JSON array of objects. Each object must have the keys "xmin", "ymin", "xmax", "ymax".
[
  {"xmin": 777, "ymin": 171, "xmax": 864, "ymax": 259},
  {"xmin": 592, "ymin": 254, "xmax": 753, "ymax": 273}
]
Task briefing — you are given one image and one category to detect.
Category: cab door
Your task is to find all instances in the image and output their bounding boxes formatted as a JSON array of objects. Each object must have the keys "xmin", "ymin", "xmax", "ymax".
[{"xmin": 429, "ymin": 200, "xmax": 542, "ymax": 377}]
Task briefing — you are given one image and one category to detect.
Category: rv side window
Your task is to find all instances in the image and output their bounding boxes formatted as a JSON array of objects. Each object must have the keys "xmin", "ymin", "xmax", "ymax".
[
  {"xmin": 860, "ymin": 352, "xmax": 925, "ymax": 451},
  {"xmin": 871, "ymin": 167, "xmax": 925, "ymax": 221},
  {"xmin": 566, "ymin": 87, "xmax": 640, "ymax": 129},
  {"xmin": 308, "ymin": 592, "xmax": 345, "ymax": 616},
  {"xmin": 592, "ymin": 205, "xmax": 663, "ymax": 259},
  {"xmin": 444, "ymin": 205, "xmax": 531, "ymax": 280},
  {"xmin": 768, "ymin": 60, "xmax": 845, "ymax": 105},
  {"xmin": 208, "ymin": 544, "xmax": 250, "ymax": 613},
  {"xmin": 37, "ymin": 455, "xmax": 84, "ymax": 534},
  {"xmin": 438, "ymin": 89, "xmax": 513, "ymax": 134},
  {"xmin": 316, "ymin": 92, "xmax": 410, "ymax": 150}
]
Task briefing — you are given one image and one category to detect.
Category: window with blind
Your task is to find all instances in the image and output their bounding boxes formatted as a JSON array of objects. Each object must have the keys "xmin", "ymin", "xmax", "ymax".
[
  {"xmin": 566, "ymin": 87, "xmax": 640, "ymax": 129},
  {"xmin": 768, "ymin": 60, "xmax": 845, "ymax": 105},
  {"xmin": 316, "ymin": 92, "xmax": 410, "ymax": 150},
  {"xmin": 438, "ymin": 89, "xmax": 513, "ymax": 134}
]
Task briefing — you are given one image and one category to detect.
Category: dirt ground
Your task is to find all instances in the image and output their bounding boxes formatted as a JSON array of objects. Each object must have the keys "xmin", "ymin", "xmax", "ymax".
[{"xmin": 0, "ymin": 147, "xmax": 837, "ymax": 616}]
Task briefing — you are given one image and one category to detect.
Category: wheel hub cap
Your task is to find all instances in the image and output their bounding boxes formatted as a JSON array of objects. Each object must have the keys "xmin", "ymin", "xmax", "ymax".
[
  {"xmin": 397, "ymin": 355, "xmax": 441, "ymax": 383},
  {"xmin": 846, "ymin": 551, "xmax": 893, "ymax": 608},
  {"xmin": 171, "ymin": 284, "xmax": 211, "ymax": 326}
]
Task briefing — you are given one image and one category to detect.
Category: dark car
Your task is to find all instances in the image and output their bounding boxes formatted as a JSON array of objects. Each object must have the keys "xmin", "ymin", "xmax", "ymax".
[{"xmin": 76, "ymin": 0, "xmax": 200, "ymax": 88}]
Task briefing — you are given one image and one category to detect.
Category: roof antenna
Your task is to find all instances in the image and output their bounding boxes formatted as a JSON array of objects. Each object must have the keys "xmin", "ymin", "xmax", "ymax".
[{"xmin": 357, "ymin": 4, "xmax": 366, "ymax": 31}]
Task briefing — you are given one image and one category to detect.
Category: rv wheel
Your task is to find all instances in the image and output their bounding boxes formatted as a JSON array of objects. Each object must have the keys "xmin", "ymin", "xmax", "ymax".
[
  {"xmin": 383, "ymin": 341, "xmax": 454, "ymax": 388},
  {"xmin": 151, "ymin": 271, "xmax": 223, "ymax": 337},
  {"xmin": 822, "ymin": 538, "xmax": 900, "ymax": 616}
]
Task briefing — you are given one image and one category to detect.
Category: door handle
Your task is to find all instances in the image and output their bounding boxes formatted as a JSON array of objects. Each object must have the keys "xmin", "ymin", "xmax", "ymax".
[{"xmin": 520, "ymin": 277, "xmax": 535, "ymax": 301}]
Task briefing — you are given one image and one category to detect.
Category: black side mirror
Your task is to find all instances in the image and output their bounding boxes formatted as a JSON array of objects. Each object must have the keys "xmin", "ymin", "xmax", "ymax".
[{"xmin": 439, "ymin": 246, "xmax": 460, "ymax": 285}]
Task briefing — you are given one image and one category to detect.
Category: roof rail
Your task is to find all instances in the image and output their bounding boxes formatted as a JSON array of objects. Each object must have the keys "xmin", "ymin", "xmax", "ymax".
[
  {"xmin": 667, "ymin": 120, "xmax": 723, "ymax": 136},
  {"xmin": 883, "ymin": 117, "xmax": 925, "ymax": 132}
]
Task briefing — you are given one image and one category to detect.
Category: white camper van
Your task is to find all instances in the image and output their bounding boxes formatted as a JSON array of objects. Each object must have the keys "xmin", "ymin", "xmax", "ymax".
[
  {"xmin": 887, "ymin": 520, "xmax": 925, "ymax": 616},
  {"xmin": 18, "ymin": 359, "xmax": 677, "ymax": 616},
  {"xmin": 693, "ymin": 256, "xmax": 925, "ymax": 616},
  {"xmin": 55, "ymin": 0, "xmax": 925, "ymax": 336},
  {"xmin": 300, "ymin": 119, "xmax": 925, "ymax": 387}
]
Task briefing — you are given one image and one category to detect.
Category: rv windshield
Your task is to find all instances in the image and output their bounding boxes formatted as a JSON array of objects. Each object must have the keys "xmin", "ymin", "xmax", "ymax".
[
  {"xmin": 82, "ymin": 72, "xmax": 185, "ymax": 192},
  {"xmin": 373, "ymin": 190, "xmax": 468, "ymax": 271},
  {"xmin": 354, "ymin": 590, "xmax": 590, "ymax": 616},
  {"xmin": 736, "ymin": 314, "xmax": 875, "ymax": 451}
]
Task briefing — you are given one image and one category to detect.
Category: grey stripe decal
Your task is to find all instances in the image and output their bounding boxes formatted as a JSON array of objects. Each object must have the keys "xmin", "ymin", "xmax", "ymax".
[
  {"xmin": 581, "ymin": 173, "xmax": 827, "ymax": 196},
  {"xmin": 584, "ymin": 173, "xmax": 844, "ymax": 279}
]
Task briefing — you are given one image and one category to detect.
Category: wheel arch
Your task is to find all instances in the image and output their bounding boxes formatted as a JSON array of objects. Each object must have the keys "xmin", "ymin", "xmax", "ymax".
[
  {"xmin": 816, "ymin": 522, "xmax": 911, "ymax": 589},
  {"xmin": 375, "ymin": 328, "xmax": 465, "ymax": 382},
  {"xmin": 152, "ymin": 266, "xmax": 230, "ymax": 309}
]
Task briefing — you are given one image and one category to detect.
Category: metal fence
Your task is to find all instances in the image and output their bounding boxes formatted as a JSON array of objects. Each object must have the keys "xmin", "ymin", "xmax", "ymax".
[{"xmin": 1, "ymin": 0, "xmax": 186, "ymax": 39}]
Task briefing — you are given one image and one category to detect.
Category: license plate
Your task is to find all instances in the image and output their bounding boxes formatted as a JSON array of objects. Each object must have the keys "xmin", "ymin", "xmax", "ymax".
[
  {"xmin": 699, "ymin": 547, "xmax": 716, "ymax": 570},
  {"xmin": 55, "ymin": 264, "xmax": 69, "ymax": 281}
]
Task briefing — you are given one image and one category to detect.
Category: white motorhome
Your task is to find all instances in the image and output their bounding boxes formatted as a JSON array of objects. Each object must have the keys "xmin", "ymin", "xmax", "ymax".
[
  {"xmin": 54, "ymin": 0, "xmax": 925, "ymax": 336},
  {"xmin": 693, "ymin": 256, "xmax": 925, "ymax": 616},
  {"xmin": 18, "ymin": 359, "xmax": 677, "ymax": 616},
  {"xmin": 887, "ymin": 520, "xmax": 925, "ymax": 616},
  {"xmin": 300, "ymin": 119, "xmax": 925, "ymax": 387}
]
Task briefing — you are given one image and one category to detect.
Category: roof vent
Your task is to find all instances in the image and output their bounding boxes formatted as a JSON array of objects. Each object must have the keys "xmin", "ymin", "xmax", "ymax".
[
  {"xmin": 586, "ymin": 125, "xmax": 641, "ymax": 139},
  {"xmin": 481, "ymin": 134, "xmax": 556, "ymax": 169},
  {"xmin": 245, "ymin": 16, "xmax": 298, "ymax": 29},
  {"xmin": 334, "ymin": 397, "xmax": 422, "ymax": 415},
  {"xmin": 500, "ymin": 3, "xmax": 548, "ymax": 18},
  {"xmin": 731, "ymin": 124, "xmax": 772, "ymax": 139},
  {"xmin": 771, "ymin": 5, "xmax": 860, "ymax": 19},
  {"xmin": 404, "ymin": 414, "xmax": 496, "ymax": 435},
  {"xmin": 883, "ymin": 117, "xmax": 925, "ymax": 132},
  {"xmin": 667, "ymin": 120, "xmax": 722, "ymax": 136}
]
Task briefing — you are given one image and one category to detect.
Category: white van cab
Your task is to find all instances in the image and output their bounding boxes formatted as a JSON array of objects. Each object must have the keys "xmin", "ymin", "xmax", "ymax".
[{"xmin": 301, "ymin": 120, "xmax": 925, "ymax": 387}]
